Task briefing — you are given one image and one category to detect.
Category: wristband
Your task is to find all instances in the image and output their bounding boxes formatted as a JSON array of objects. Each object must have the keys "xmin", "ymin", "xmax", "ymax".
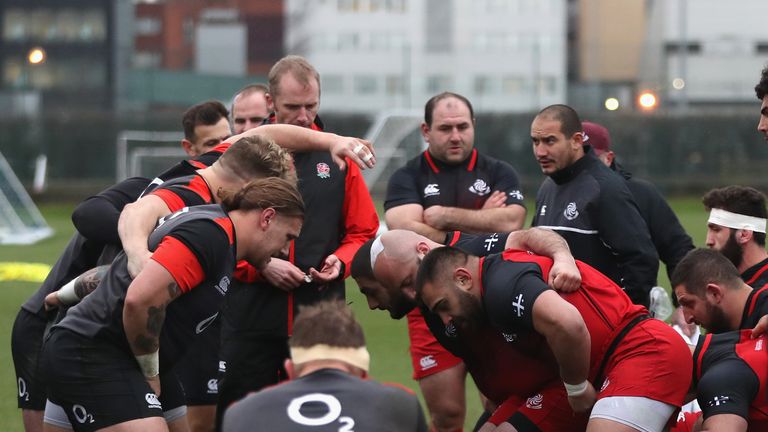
[
  {"xmin": 56, "ymin": 278, "xmax": 81, "ymax": 306},
  {"xmin": 135, "ymin": 351, "xmax": 160, "ymax": 378},
  {"xmin": 564, "ymin": 380, "xmax": 589, "ymax": 397}
]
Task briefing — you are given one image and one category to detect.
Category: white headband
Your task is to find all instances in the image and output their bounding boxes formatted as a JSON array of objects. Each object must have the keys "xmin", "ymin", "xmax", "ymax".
[
  {"xmin": 290, "ymin": 344, "xmax": 370, "ymax": 372},
  {"xmin": 708, "ymin": 208, "xmax": 767, "ymax": 233},
  {"xmin": 370, "ymin": 236, "xmax": 384, "ymax": 272}
]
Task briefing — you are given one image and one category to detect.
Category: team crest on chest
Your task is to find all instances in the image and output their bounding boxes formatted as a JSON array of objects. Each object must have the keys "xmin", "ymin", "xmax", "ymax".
[
  {"xmin": 469, "ymin": 179, "xmax": 491, "ymax": 196},
  {"xmin": 316, "ymin": 162, "xmax": 331, "ymax": 179},
  {"xmin": 564, "ymin": 202, "xmax": 579, "ymax": 220},
  {"xmin": 424, "ymin": 183, "xmax": 440, "ymax": 198}
]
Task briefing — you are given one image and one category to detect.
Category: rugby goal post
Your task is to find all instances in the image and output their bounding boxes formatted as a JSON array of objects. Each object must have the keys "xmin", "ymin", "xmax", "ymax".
[
  {"xmin": 0, "ymin": 150, "xmax": 53, "ymax": 244},
  {"xmin": 116, "ymin": 130, "xmax": 185, "ymax": 182}
]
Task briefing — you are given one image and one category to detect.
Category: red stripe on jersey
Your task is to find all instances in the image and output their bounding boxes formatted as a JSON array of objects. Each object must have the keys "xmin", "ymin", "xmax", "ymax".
[
  {"xmin": 477, "ymin": 256, "xmax": 486, "ymax": 296},
  {"xmin": 695, "ymin": 334, "xmax": 713, "ymax": 381},
  {"xmin": 186, "ymin": 176, "xmax": 214, "ymax": 203},
  {"xmin": 188, "ymin": 160, "xmax": 207, "ymax": 170},
  {"xmin": 447, "ymin": 231, "xmax": 461, "ymax": 246},
  {"xmin": 466, "ymin": 148, "xmax": 478, "ymax": 171},
  {"xmin": 151, "ymin": 236, "xmax": 205, "ymax": 293},
  {"xmin": 423, "ymin": 151, "xmax": 440, "ymax": 174},
  {"xmin": 152, "ymin": 189, "xmax": 186, "ymax": 213},
  {"xmin": 213, "ymin": 216, "xmax": 235, "ymax": 245},
  {"xmin": 745, "ymin": 262, "xmax": 768, "ymax": 286},
  {"xmin": 747, "ymin": 286, "xmax": 768, "ymax": 318},
  {"xmin": 287, "ymin": 241, "xmax": 296, "ymax": 336},
  {"xmin": 210, "ymin": 142, "xmax": 231, "ymax": 153}
]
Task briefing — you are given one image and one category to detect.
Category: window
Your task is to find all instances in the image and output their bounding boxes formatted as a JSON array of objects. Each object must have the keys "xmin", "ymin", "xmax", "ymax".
[
  {"xmin": 502, "ymin": 76, "xmax": 524, "ymax": 94},
  {"xmin": 323, "ymin": 74, "xmax": 345, "ymax": 94},
  {"xmin": 385, "ymin": 75, "xmax": 404, "ymax": 95},
  {"xmin": 474, "ymin": 75, "xmax": 493, "ymax": 95},
  {"xmin": 354, "ymin": 75, "xmax": 378, "ymax": 94},
  {"xmin": 425, "ymin": 75, "xmax": 453, "ymax": 94},
  {"xmin": 134, "ymin": 51, "xmax": 162, "ymax": 69},
  {"xmin": 3, "ymin": 8, "xmax": 106, "ymax": 42},
  {"xmin": 136, "ymin": 17, "xmax": 162, "ymax": 36}
]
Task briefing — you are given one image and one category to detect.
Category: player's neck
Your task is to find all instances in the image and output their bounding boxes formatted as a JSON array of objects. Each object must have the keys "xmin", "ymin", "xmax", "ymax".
[
  {"xmin": 730, "ymin": 283, "xmax": 755, "ymax": 326},
  {"xmin": 737, "ymin": 243, "xmax": 768, "ymax": 274}
]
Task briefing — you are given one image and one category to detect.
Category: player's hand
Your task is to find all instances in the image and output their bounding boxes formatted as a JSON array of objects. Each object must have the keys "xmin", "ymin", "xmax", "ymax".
[
  {"xmin": 548, "ymin": 254, "xmax": 581, "ymax": 292},
  {"xmin": 493, "ymin": 423, "xmax": 516, "ymax": 432},
  {"xmin": 751, "ymin": 314, "xmax": 768, "ymax": 338},
  {"xmin": 309, "ymin": 254, "xmax": 342, "ymax": 284},
  {"xmin": 567, "ymin": 381, "xmax": 597, "ymax": 413},
  {"xmin": 477, "ymin": 423, "xmax": 497, "ymax": 432},
  {"xmin": 481, "ymin": 191, "xmax": 507, "ymax": 209},
  {"xmin": 44, "ymin": 291, "xmax": 62, "ymax": 311},
  {"xmin": 423, "ymin": 206, "xmax": 449, "ymax": 230},
  {"xmin": 261, "ymin": 258, "xmax": 305, "ymax": 291},
  {"xmin": 331, "ymin": 137, "xmax": 376, "ymax": 170},
  {"xmin": 146, "ymin": 375, "xmax": 161, "ymax": 397},
  {"xmin": 671, "ymin": 306, "xmax": 697, "ymax": 339},
  {"xmin": 126, "ymin": 250, "xmax": 152, "ymax": 279}
]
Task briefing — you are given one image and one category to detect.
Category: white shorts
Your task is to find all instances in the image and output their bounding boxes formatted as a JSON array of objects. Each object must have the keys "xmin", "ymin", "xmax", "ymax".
[{"xmin": 590, "ymin": 396, "xmax": 676, "ymax": 432}]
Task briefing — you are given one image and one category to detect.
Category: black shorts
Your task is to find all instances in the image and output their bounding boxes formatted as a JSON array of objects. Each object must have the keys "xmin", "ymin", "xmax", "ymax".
[
  {"xmin": 11, "ymin": 308, "xmax": 49, "ymax": 410},
  {"xmin": 216, "ymin": 336, "xmax": 289, "ymax": 430},
  {"xmin": 41, "ymin": 328, "xmax": 184, "ymax": 431},
  {"xmin": 174, "ymin": 319, "xmax": 221, "ymax": 406}
]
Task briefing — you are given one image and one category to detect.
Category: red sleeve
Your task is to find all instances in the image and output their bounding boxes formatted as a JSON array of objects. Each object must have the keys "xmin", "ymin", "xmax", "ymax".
[
  {"xmin": 333, "ymin": 160, "xmax": 379, "ymax": 278},
  {"xmin": 150, "ymin": 236, "xmax": 205, "ymax": 293},
  {"xmin": 151, "ymin": 189, "xmax": 186, "ymax": 212}
]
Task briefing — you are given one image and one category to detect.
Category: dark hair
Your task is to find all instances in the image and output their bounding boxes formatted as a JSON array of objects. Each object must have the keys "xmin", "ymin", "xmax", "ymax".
[
  {"xmin": 755, "ymin": 66, "xmax": 768, "ymax": 100},
  {"xmin": 351, "ymin": 238, "xmax": 376, "ymax": 280},
  {"xmin": 182, "ymin": 100, "xmax": 229, "ymax": 142},
  {"xmin": 424, "ymin": 92, "xmax": 475, "ymax": 127},
  {"xmin": 415, "ymin": 246, "xmax": 469, "ymax": 296},
  {"xmin": 290, "ymin": 300, "xmax": 365, "ymax": 349},
  {"xmin": 702, "ymin": 186, "xmax": 767, "ymax": 246},
  {"xmin": 536, "ymin": 104, "xmax": 583, "ymax": 138},
  {"xmin": 231, "ymin": 84, "xmax": 269, "ymax": 116},
  {"xmin": 220, "ymin": 177, "xmax": 304, "ymax": 218},
  {"xmin": 217, "ymin": 135, "xmax": 296, "ymax": 184},
  {"xmin": 268, "ymin": 55, "xmax": 320, "ymax": 99},
  {"xmin": 670, "ymin": 248, "xmax": 742, "ymax": 297}
]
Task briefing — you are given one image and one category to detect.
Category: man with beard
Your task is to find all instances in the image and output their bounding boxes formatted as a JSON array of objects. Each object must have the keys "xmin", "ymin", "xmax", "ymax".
[
  {"xmin": 756, "ymin": 66, "xmax": 768, "ymax": 141},
  {"xmin": 703, "ymin": 186, "xmax": 768, "ymax": 288},
  {"xmin": 417, "ymin": 246, "xmax": 691, "ymax": 432},
  {"xmin": 673, "ymin": 248, "xmax": 768, "ymax": 334}
]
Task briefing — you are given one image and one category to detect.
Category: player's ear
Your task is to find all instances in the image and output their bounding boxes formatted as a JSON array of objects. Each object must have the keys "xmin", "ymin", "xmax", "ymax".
[
  {"xmin": 420, "ymin": 122, "xmax": 430, "ymax": 141},
  {"xmin": 260, "ymin": 208, "xmax": 277, "ymax": 230},
  {"xmin": 736, "ymin": 229, "xmax": 752, "ymax": 245},
  {"xmin": 415, "ymin": 241, "xmax": 430, "ymax": 259},
  {"xmin": 453, "ymin": 267, "xmax": 472, "ymax": 291},
  {"xmin": 181, "ymin": 139, "xmax": 194, "ymax": 156},
  {"xmin": 284, "ymin": 359, "xmax": 296, "ymax": 380},
  {"xmin": 705, "ymin": 283, "xmax": 724, "ymax": 303}
]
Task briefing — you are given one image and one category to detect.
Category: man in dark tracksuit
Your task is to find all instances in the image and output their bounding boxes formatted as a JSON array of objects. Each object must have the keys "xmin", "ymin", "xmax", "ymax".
[
  {"xmin": 215, "ymin": 56, "xmax": 379, "ymax": 430},
  {"xmin": 531, "ymin": 105, "xmax": 658, "ymax": 307},
  {"xmin": 582, "ymin": 121, "xmax": 694, "ymax": 281}
]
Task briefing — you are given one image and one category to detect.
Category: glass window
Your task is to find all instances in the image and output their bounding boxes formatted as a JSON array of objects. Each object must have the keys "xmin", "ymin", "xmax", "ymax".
[
  {"xmin": 134, "ymin": 51, "xmax": 162, "ymax": 69},
  {"xmin": 354, "ymin": 75, "xmax": 378, "ymax": 94},
  {"xmin": 385, "ymin": 75, "xmax": 403, "ymax": 95},
  {"xmin": 474, "ymin": 75, "xmax": 493, "ymax": 95},
  {"xmin": 323, "ymin": 74, "xmax": 345, "ymax": 94},
  {"xmin": 425, "ymin": 75, "xmax": 452, "ymax": 94},
  {"xmin": 502, "ymin": 76, "xmax": 524, "ymax": 94},
  {"xmin": 3, "ymin": 10, "xmax": 27, "ymax": 41},
  {"xmin": 136, "ymin": 17, "xmax": 161, "ymax": 36}
]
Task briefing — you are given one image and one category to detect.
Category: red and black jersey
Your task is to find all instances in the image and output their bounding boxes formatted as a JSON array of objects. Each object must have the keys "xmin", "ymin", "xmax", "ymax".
[
  {"xmin": 150, "ymin": 174, "xmax": 214, "ymax": 212},
  {"xmin": 55, "ymin": 205, "xmax": 237, "ymax": 372},
  {"xmin": 384, "ymin": 149, "xmax": 524, "ymax": 211},
  {"xmin": 480, "ymin": 250, "xmax": 648, "ymax": 381},
  {"xmin": 222, "ymin": 115, "xmax": 378, "ymax": 338},
  {"xmin": 693, "ymin": 330, "xmax": 768, "ymax": 429},
  {"xmin": 144, "ymin": 143, "xmax": 230, "ymax": 196},
  {"xmin": 740, "ymin": 285, "xmax": 768, "ymax": 330},
  {"xmin": 743, "ymin": 257, "xmax": 768, "ymax": 290}
]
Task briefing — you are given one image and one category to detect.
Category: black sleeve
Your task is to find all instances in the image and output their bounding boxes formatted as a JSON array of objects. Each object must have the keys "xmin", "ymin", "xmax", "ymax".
[
  {"xmin": 595, "ymin": 173, "xmax": 659, "ymax": 306},
  {"xmin": 453, "ymin": 232, "xmax": 511, "ymax": 256},
  {"xmin": 167, "ymin": 219, "xmax": 231, "ymax": 279},
  {"xmin": 627, "ymin": 178, "xmax": 694, "ymax": 280},
  {"xmin": 484, "ymin": 259, "xmax": 550, "ymax": 331},
  {"xmin": 697, "ymin": 359, "xmax": 758, "ymax": 422},
  {"xmin": 383, "ymin": 165, "xmax": 422, "ymax": 211},
  {"xmin": 71, "ymin": 177, "xmax": 151, "ymax": 245},
  {"xmin": 491, "ymin": 160, "xmax": 525, "ymax": 208}
]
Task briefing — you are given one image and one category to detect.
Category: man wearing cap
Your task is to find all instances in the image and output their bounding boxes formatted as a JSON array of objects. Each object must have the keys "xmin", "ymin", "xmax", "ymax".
[
  {"xmin": 583, "ymin": 121, "xmax": 694, "ymax": 281},
  {"xmin": 702, "ymin": 186, "xmax": 768, "ymax": 288},
  {"xmin": 531, "ymin": 104, "xmax": 659, "ymax": 307},
  {"xmin": 221, "ymin": 301, "xmax": 427, "ymax": 432}
]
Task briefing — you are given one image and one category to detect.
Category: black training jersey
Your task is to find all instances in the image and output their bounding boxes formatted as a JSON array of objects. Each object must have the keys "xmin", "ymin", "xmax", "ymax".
[
  {"xmin": 222, "ymin": 368, "xmax": 427, "ymax": 432},
  {"xmin": 150, "ymin": 174, "xmax": 214, "ymax": 212},
  {"xmin": 384, "ymin": 149, "xmax": 524, "ymax": 211},
  {"xmin": 740, "ymin": 285, "xmax": 768, "ymax": 330},
  {"xmin": 693, "ymin": 330, "xmax": 768, "ymax": 428},
  {"xmin": 142, "ymin": 143, "xmax": 229, "ymax": 196},
  {"xmin": 743, "ymin": 258, "xmax": 768, "ymax": 290},
  {"xmin": 532, "ymin": 148, "xmax": 658, "ymax": 306},
  {"xmin": 54, "ymin": 205, "xmax": 237, "ymax": 370},
  {"xmin": 445, "ymin": 231, "xmax": 510, "ymax": 255}
]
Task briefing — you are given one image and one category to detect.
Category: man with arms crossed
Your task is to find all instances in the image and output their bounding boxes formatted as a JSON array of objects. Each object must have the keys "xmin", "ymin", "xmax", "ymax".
[{"xmin": 384, "ymin": 92, "xmax": 525, "ymax": 431}]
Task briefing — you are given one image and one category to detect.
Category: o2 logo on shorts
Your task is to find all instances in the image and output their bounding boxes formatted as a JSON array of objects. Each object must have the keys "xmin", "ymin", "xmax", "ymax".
[
  {"xmin": 287, "ymin": 393, "xmax": 355, "ymax": 431},
  {"xmin": 145, "ymin": 393, "xmax": 162, "ymax": 409},
  {"xmin": 17, "ymin": 378, "xmax": 30, "ymax": 401},
  {"xmin": 72, "ymin": 404, "xmax": 95, "ymax": 424}
]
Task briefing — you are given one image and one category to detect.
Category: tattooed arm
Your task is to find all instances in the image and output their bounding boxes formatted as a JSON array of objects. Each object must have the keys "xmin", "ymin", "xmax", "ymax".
[
  {"xmin": 123, "ymin": 259, "xmax": 181, "ymax": 395},
  {"xmin": 44, "ymin": 265, "xmax": 111, "ymax": 310}
]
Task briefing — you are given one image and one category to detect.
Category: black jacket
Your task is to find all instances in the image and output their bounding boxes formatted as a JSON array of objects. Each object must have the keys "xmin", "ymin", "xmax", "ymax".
[{"xmin": 532, "ymin": 148, "xmax": 658, "ymax": 306}]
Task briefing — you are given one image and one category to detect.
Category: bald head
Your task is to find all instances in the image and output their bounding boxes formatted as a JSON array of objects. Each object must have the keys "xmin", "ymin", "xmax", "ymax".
[{"xmin": 351, "ymin": 230, "xmax": 442, "ymax": 319}]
